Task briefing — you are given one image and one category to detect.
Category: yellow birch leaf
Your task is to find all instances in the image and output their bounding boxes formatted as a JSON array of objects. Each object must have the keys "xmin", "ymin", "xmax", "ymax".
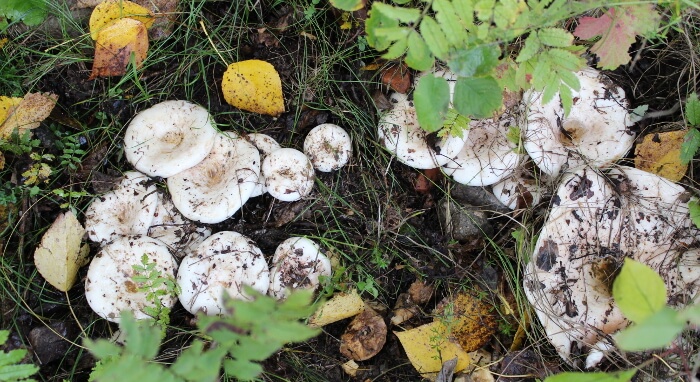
[
  {"xmin": 34, "ymin": 211, "xmax": 88, "ymax": 292},
  {"xmin": 89, "ymin": 18, "xmax": 149, "ymax": 80},
  {"xmin": 634, "ymin": 130, "xmax": 687, "ymax": 182},
  {"xmin": 434, "ymin": 291, "xmax": 498, "ymax": 352},
  {"xmin": 222, "ymin": 60, "xmax": 285, "ymax": 117},
  {"xmin": 309, "ymin": 289, "xmax": 365, "ymax": 327},
  {"xmin": 0, "ymin": 96, "xmax": 22, "ymax": 126},
  {"xmin": 89, "ymin": 0, "xmax": 154, "ymax": 40},
  {"xmin": 394, "ymin": 321, "xmax": 472, "ymax": 374},
  {"xmin": 0, "ymin": 93, "xmax": 58, "ymax": 139}
]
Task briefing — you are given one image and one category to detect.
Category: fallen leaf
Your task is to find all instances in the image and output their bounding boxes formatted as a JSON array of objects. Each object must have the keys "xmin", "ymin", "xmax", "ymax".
[
  {"xmin": 341, "ymin": 360, "xmax": 360, "ymax": 377},
  {"xmin": 391, "ymin": 280, "xmax": 434, "ymax": 325},
  {"xmin": 89, "ymin": 18, "xmax": 149, "ymax": 80},
  {"xmin": 433, "ymin": 291, "xmax": 498, "ymax": 352},
  {"xmin": 380, "ymin": 63, "xmax": 411, "ymax": 93},
  {"xmin": 339, "ymin": 307, "xmax": 387, "ymax": 361},
  {"xmin": 309, "ymin": 288, "xmax": 365, "ymax": 327},
  {"xmin": 0, "ymin": 96, "xmax": 22, "ymax": 126},
  {"xmin": 34, "ymin": 211, "xmax": 88, "ymax": 292},
  {"xmin": 222, "ymin": 60, "xmax": 285, "ymax": 116},
  {"xmin": 634, "ymin": 130, "xmax": 687, "ymax": 182},
  {"xmin": 0, "ymin": 92, "xmax": 58, "ymax": 139},
  {"xmin": 395, "ymin": 321, "xmax": 472, "ymax": 374},
  {"xmin": 89, "ymin": 0, "xmax": 154, "ymax": 40}
]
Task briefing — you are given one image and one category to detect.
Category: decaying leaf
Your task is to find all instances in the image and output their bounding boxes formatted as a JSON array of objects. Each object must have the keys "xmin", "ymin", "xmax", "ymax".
[
  {"xmin": 395, "ymin": 321, "xmax": 472, "ymax": 374},
  {"xmin": 0, "ymin": 92, "xmax": 58, "ymax": 139},
  {"xmin": 89, "ymin": 18, "xmax": 149, "ymax": 80},
  {"xmin": 634, "ymin": 130, "xmax": 687, "ymax": 182},
  {"xmin": 339, "ymin": 307, "xmax": 387, "ymax": 361},
  {"xmin": 309, "ymin": 288, "xmax": 365, "ymax": 327},
  {"xmin": 391, "ymin": 280, "xmax": 434, "ymax": 325},
  {"xmin": 34, "ymin": 211, "xmax": 89, "ymax": 292},
  {"xmin": 380, "ymin": 63, "xmax": 411, "ymax": 93},
  {"xmin": 89, "ymin": 0, "xmax": 154, "ymax": 40},
  {"xmin": 433, "ymin": 291, "xmax": 498, "ymax": 352},
  {"xmin": 222, "ymin": 60, "xmax": 285, "ymax": 116}
]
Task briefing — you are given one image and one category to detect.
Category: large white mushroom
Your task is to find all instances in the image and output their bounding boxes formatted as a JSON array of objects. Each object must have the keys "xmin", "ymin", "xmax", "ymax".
[
  {"xmin": 167, "ymin": 131, "xmax": 260, "ymax": 224},
  {"xmin": 262, "ymin": 148, "xmax": 315, "ymax": 202},
  {"xmin": 177, "ymin": 231, "xmax": 270, "ymax": 316},
  {"xmin": 244, "ymin": 133, "xmax": 282, "ymax": 198},
  {"xmin": 303, "ymin": 123, "xmax": 352, "ymax": 172},
  {"xmin": 84, "ymin": 171, "xmax": 159, "ymax": 245},
  {"xmin": 124, "ymin": 100, "xmax": 218, "ymax": 178},
  {"xmin": 269, "ymin": 237, "xmax": 332, "ymax": 299},
  {"xmin": 523, "ymin": 68, "xmax": 635, "ymax": 176},
  {"xmin": 147, "ymin": 195, "xmax": 212, "ymax": 258},
  {"xmin": 85, "ymin": 235, "xmax": 178, "ymax": 323}
]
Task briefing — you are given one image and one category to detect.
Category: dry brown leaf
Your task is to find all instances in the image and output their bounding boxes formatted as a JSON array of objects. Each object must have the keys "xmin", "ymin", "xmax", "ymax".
[
  {"xmin": 434, "ymin": 291, "xmax": 498, "ymax": 352},
  {"xmin": 634, "ymin": 130, "xmax": 687, "ymax": 182},
  {"xmin": 380, "ymin": 63, "xmax": 410, "ymax": 93},
  {"xmin": 395, "ymin": 321, "xmax": 472, "ymax": 374},
  {"xmin": 0, "ymin": 93, "xmax": 58, "ymax": 139},
  {"xmin": 222, "ymin": 60, "xmax": 285, "ymax": 116},
  {"xmin": 89, "ymin": 18, "xmax": 149, "ymax": 80},
  {"xmin": 89, "ymin": 0, "xmax": 154, "ymax": 40},
  {"xmin": 339, "ymin": 307, "xmax": 387, "ymax": 361},
  {"xmin": 34, "ymin": 211, "xmax": 88, "ymax": 292},
  {"xmin": 309, "ymin": 288, "xmax": 365, "ymax": 327}
]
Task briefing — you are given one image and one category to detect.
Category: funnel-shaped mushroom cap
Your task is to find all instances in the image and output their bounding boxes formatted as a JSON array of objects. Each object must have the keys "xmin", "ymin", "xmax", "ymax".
[
  {"xmin": 523, "ymin": 68, "xmax": 635, "ymax": 176},
  {"xmin": 167, "ymin": 132, "xmax": 260, "ymax": 224},
  {"xmin": 443, "ymin": 114, "xmax": 520, "ymax": 186},
  {"xmin": 85, "ymin": 235, "xmax": 178, "ymax": 323},
  {"xmin": 378, "ymin": 92, "xmax": 468, "ymax": 170},
  {"xmin": 177, "ymin": 231, "xmax": 270, "ymax": 315},
  {"xmin": 304, "ymin": 123, "xmax": 353, "ymax": 172},
  {"xmin": 269, "ymin": 237, "xmax": 332, "ymax": 299},
  {"xmin": 262, "ymin": 148, "xmax": 315, "ymax": 202},
  {"xmin": 147, "ymin": 195, "xmax": 212, "ymax": 258},
  {"xmin": 85, "ymin": 171, "xmax": 159, "ymax": 245},
  {"xmin": 245, "ymin": 133, "xmax": 281, "ymax": 198},
  {"xmin": 124, "ymin": 100, "xmax": 218, "ymax": 178}
]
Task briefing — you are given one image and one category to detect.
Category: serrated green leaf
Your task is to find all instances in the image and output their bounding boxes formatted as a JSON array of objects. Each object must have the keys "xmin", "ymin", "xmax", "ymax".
[
  {"xmin": 451, "ymin": 0, "xmax": 475, "ymax": 31},
  {"xmin": 613, "ymin": 258, "xmax": 667, "ymax": 323},
  {"xmin": 442, "ymin": 108, "xmax": 470, "ymax": 138},
  {"xmin": 372, "ymin": 26, "xmax": 410, "ymax": 42},
  {"xmin": 0, "ymin": 349, "xmax": 27, "ymax": 368},
  {"xmin": 365, "ymin": 7, "xmax": 399, "ymax": 50},
  {"xmin": 687, "ymin": 93, "xmax": 700, "ymax": 126},
  {"xmin": 546, "ymin": 48, "xmax": 585, "ymax": 72},
  {"xmin": 223, "ymin": 358, "xmax": 263, "ymax": 381},
  {"xmin": 405, "ymin": 31, "xmax": 433, "ymax": 71},
  {"xmin": 537, "ymin": 27, "xmax": 573, "ymax": 47},
  {"xmin": 447, "ymin": 45, "xmax": 500, "ymax": 78},
  {"xmin": 0, "ymin": 331, "xmax": 8, "ymax": 345},
  {"xmin": 453, "ymin": 76, "xmax": 502, "ymax": 118},
  {"xmin": 493, "ymin": 0, "xmax": 522, "ymax": 29},
  {"xmin": 371, "ymin": 3, "xmax": 421, "ymax": 23},
  {"xmin": 120, "ymin": 312, "xmax": 162, "ymax": 360},
  {"xmin": 474, "ymin": 0, "xmax": 495, "ymax": 22},
  {"xmin": 419, "ymin": 16, "xmax": 449, "ymax": 60},
  {"xmin": 615, "ymin": 307, "xmax": 683, "ymax": 351},
  {"xmin": 0, "ymin": 0, "xmax": 47, "ymax": 26},
  {"xmin": 688, "ymin": 199, "xmax": 700, "ymax": 230},
  {"xmin": 393, "ymin": 0, "xmax": 412, "ymax": 4},
  {"xmin": 414, "ymin": 74, "xmax": 450, "ymax": 133},
  {"xmin": 531, "ymin": 57, "xmax": 550, "ymax": 90},
  {"xmin": 544, "ymin": 369, "xmax": 636, "ymax": 382},
  {"xmin": 84, "ymin": 338, "xmax": 122, "ymax": 360},
  {"xmin": 558, "ymin": 69, "xmax": 581, "ymax": 92},
  {"xmin": 516, "ymin": 33, "xmax": 541, "ymax": 63},
  {"xmin": 0, "ymin": 363, "xmax": 39, "ymax": 381},
  {"xmin": 329, "ymin": 0, "xmax": 364, "ymax": 11},
  {"xmin": 541, "ymin": 74, "xmax": 560, "ymax": 106},
  {"xmin": 432, "ymin": 0, "xmax": 468, "ymax": 46},
  {"xmin": 171, "ymin": 342, "xmax": 226, "ymax": 382},
  {"xmin": 382, "ymin": 38, "xmax": 408, "ymax": 59},
  {"xmin": 559, "ymin": 83, "xmax": 573, "ymax": 116},
  {"xmin": 680, "ymin": 128, "xmax": 700, "ymax": 165}
]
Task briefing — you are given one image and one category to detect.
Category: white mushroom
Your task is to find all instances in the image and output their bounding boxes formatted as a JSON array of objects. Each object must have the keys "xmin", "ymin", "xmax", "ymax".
[
  {"xmin": 269, "ymin": 237, "xmax": 332, "ymax": 299},
  {"xmin": 177, "ymin": 231, "xmax": 270, "ymax": 315},
  {"xmin": 523, "ymin": 68, "xmax": 635, "ymax": 176},
  {"xmin": 262, "ymin": 148, "xmax": 315, "ymax": 202},
  {"xmin": 85, "ymin": 235, "xmax": 178, "ymax": 323},
  {"xmin": 244, "ymin": 133, "xmax": 282, "ymax": 198},
  {"xmin": 167, "ymin": 131, "xmax": 260, "ymax": 224},
  {"xmin": 147, "ymin": 195, "xmax": 212, "ymax": 258},
  {"xmin": 84, "ymin": 171, "xmax": 159, "ymax": 245},
  {"xmin": 442, "ymin": 114, "xmax": 520, "ymax": 186},
  {"xmin": 124, "ymin": 100, "xmax": 218, "ymax": 178},
  {"xmin": 303, "ymin": 123, "xmax": 352, "ymax": 172},
  {"xmin": 491, "ymin": 167, "xmax": 544, "ymax": 210}
]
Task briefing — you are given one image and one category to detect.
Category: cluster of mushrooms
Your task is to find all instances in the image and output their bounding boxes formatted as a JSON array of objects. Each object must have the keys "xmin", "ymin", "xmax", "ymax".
[
  {"xmin": 379, "ymin": 68, "xmax": 700, "ymax": 366},
  {"xmin": 83, "ymin": 100, "xmax": 350, "ymax": 321}
]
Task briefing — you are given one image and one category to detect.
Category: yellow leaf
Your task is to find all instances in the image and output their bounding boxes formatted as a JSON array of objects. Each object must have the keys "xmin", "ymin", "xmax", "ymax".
[
  {"xmin": 308, "ymin": 289, "xmax": 365, "ymax": 327},
  {"xmin": 222, "ymin": 60, "xmax": 285, "ymax": 117},
  {"xmin": 89, "ymin": 18, "xmax": 149, "ymax": 80},
  {"xmin": 394, "ymin": 321, "xmax": 472, "ymax": 374},
  {"xmin": 434, "ymin": 291, "xmax": 498, "ymax": 352},
  {"xmin": 89, "ymin": 0, "xmax": 154, "ymax": 40},
  {"xmin": 0, "ymin": 93, "xmax": 58, "ymax": 139},
  {"xmin": 34, "ymin": 211, "xmax": 88, "ymax": 292},
  {"xmin": 0, "ymin": 96, "xmax": 22, "ymax": 126},
  {"xmin": 634, "ymin": 130, "xmax": 687, "ymax": 182}
]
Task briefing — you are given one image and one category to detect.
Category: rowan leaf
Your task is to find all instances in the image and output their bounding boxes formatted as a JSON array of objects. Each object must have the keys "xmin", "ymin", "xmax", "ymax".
[
  {"xmin": 414, "ymin": 74, "xmax": 450, "ymax": 133},
  {"xmin": 222, "ymin": 60, "xmax": 285, "ymax": 116}
]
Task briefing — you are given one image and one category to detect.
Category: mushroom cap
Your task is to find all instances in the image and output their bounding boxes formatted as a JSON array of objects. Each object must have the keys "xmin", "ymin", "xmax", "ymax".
[
  {"xmin": 167, "ymin": 131, "xmax": 260, "ymax": 224},
  {"xmin": 523, "ymin": 68, "xmax": 635, "ymax": 176},
  {"xmin": 491, "ymin": 167, "xmax": 543, "ymax": 210},
  {"xmin": 378, "ymin": 92, "xmax": 467, "ymax": 170},
  {"xmin": 124, "ymin": 100, "xmax": 218, "ymax": 178},
  {"xmin": 177, "ymin": 231, "xmax": 270, "ymax": 315},
  {"xmin": 303, "ymin": 123, "xmax": 353, "ymax": 172},
  {"xmin": 442, "ymin": 114, "xmax": 520, "ymax": 186},
  {"xmin": 244, "ymin": 133, "xmax": 282, "ymax": 198},
  {"xmin": 269, "ymin": 237, "xmax": 332, "ymax": 299},
  {"xmin": 147, "ymin": 194, "xmax": 212, "ymax": 258},
  {"xmin": 85, "ymin": 235, "xmax": 178, "ymax": 323},
  {"xmin": 262, "ymin": 148, "xmax": 315, "ymax": 202},
  {"xmin": 84, "ymin": 171, "xmax": 159, "ymax": 245}
]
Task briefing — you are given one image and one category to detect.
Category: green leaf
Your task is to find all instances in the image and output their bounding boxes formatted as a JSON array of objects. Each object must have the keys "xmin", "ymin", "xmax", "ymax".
[
  {"xmin": 0, "ymin": 363, "xmax": 40, "ymax": 381},
  {"xmin": 474, "ymin": 0, "xmax": 495, "ymax": 22},
  {"xmin": 0, "ymin": 349, "xmax": 27, "ymax": 368},
  {"xmin": 546, "ymin": 48, "xmax": 585, "ymax": 72},
  {"xmin": 405, "ymin": 31, "xmax": 433, "ymax": 71},
  {"xmin": 688, "ymin": 199, "xmax": 700, "ymax": 230},
  {"xmin": 516, "ymin": 33, "xmax": 541, "ymax": 63},
  {"xmin": 687, "ymin": 93, "xmax": 700, "ymax": 126},
  {"xmin": 680, "ymin": 128, "xmax": 700, "ymax": 165},
  {"xmin": 432, "ymin": 0, "xmax": 468, "ymax": 46},
  {"xmin": 558, "ymin": 69, "xmax": 581, "ymax": 92},
  {"xmin": 537, "ymin": 27, "xmax": 573, "ymax": 47},
  {"xmin": 615, "ymin": 307, "xmax": 684, "ymax": 351},
  {"xmin": 419, "ymin": 16, "xmax": 449, "ymax": 60},
  {"xmin": 451, "ymin": 0, "xmax": 475, "ymax": 31},
  {"xmin": 442, "ymin": 108, "xmax": 470, "ymax": 138},
  {"xmin": 544, "ymin": 369, "xmax": 636, "ymax": 382},
  {"xmin": 541, "ymin": 74, "xmax": 560, "ymax": 106},
  {"xmin": 612, "ymin": 258, "xmax": 667, "ymax": 323},
  {"xmin": 171, "ymin": 342, "xmax": 226, "ymax": 382},
  {"xmin": 0, "ymin": 0, "xmax": 47, "ymax": 26},
  {"xmin": 559, "ymin": 83, "xmax": 573, "ymax": 116},
  {"xmin": 371, "ymin": 26, "xmax": 410, "ymax": 42},
  {"xmin": 371, "ymin": 3, "xmax": 421, "ymax": 23},
  {"xmin": 414, "ymin": 74, "xmax": 450, "ymax": 133},
  {"xmin": 328, "ymin": 0, "xmax": 364, "ymax": 12},
  {"xmin": 121, "ymin": 312, "xmax": 163, "ymax": 360},
  {"xmin": 0, "ymin": 331, "xmax": 8, "ymax": 345},
  {"xmin": 83, "ymin": 339, "xmax": 121, "ymax": 360},
  {"xmin": 223, "ymin": 358, "xmax": 263, "ymax": 381},
  {"xmin": 382, "ymin": 38, "xmax": 408, "ymax": 60},
  {"xmin": 453, "ymin": 76, "xmax": 502, "ymax": 118},
  {"xmin": 364, "ymin": 7, "xmax": 399, "ymax": 50},
  {"xmin": 447, "ymin": 45, "xmax": 500, "ymax": 77}
]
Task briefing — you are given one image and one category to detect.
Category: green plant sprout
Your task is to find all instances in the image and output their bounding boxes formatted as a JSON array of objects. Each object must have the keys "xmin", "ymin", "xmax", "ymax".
[
  {"xmin": 131, "ymin": 253, "xmax": 181, "ymax": 335},
  {"xmin": 0, "ymin": 330, "xmax": 39, "ymax": 382}
]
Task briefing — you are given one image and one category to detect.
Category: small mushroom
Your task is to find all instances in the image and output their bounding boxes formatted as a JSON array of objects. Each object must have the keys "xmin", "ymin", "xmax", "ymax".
[
  {"xmin": 84, "ymin": 171, "xmax": 159, "ymax": 245},
  {"xmin": 244, "ymin": 133, "xmax": 282, "ymax": 198},
  {"xmin": 147, "ymin": 195, "xmax": 212, "ymax": 258},
  {"xmin": 124, "ymin": 100, "xmax": 218, "ymax": 178},
  {"xmin": 491, "ymin": 166, "xmax": 544, "ymax": 210},
  {"xmin": 523, "ymin": 68, "xmax": 635, "ymax": 176},
  {"xmin": 268, "ymin": 237, "xmax": 332, "ymax": 299},
  {"xmin": 167, "ymin": 131, "xmax": 260, "ymax": 224},
  {"xmin": 303, "ymin": 123, "xmax": 352, "ymax": 172},
  {"xmin": 262, "ymin": 148, "xmax": 315, "ymax": 202},
  {"xmin": 177, "ymin": 231, "xmax": 270, "ymax": 315},
  {"xmin": 85, "ymin": 235, "xmax": 178, "ymax": 323}
]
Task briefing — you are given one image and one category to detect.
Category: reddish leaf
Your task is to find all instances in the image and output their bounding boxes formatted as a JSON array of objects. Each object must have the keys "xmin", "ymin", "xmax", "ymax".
[{"xmin": 573, "ymin": 5, "xmax": 659, "ymax": 69}]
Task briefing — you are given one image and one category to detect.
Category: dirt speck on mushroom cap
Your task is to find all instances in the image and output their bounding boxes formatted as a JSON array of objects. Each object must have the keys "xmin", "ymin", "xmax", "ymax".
[{"xmin": 269, "ymin": 237, "xmax": 332, "ymax": 299}]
